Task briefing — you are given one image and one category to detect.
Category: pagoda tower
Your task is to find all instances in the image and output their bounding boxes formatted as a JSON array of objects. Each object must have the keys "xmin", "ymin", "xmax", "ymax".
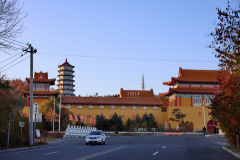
[{"xmin": 57, "ymin": 59, "xmax": 75, "ymax": 96}]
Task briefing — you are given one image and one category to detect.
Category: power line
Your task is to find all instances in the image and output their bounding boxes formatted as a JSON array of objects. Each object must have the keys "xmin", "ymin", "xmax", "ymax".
[
  {"xmin": 0, "ymin": 52, "xmax": 23, "ymax": 63},
  {"xmin": 1, "ymin": 54, "xmax": 25, "ymax": 69},
  {"xmin": 39, "ymin": 52, "xmax": 219, "ymax": 63},
  {"xmin": 1, "ymin": 56, "xmax": 30, "ymax": 73},
  {"xmin": 5, "ymin": 37, "xmax": 27, "ymax": 46},
  {"xmin": 1, "ymin": 38, "xmax": 26, "ymax": 48}
]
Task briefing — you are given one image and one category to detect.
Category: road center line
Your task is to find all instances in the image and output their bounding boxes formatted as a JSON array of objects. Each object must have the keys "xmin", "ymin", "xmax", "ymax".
[
  {"xmin": 152, "ymin": 151, "xmax": 159, "ymax": 156},
  {"xmin": 162, "ymin": 146, "xmax": 166, "ymax": 149},
  {"xmin": 43, "ymin": 151, "xmax": 60, "ymax": 156}
]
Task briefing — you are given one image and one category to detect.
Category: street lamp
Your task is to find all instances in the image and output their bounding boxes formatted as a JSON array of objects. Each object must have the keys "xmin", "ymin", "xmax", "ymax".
[{"xmin": 202, "ymin": 106, "xmax": 205, "ymax": 128}]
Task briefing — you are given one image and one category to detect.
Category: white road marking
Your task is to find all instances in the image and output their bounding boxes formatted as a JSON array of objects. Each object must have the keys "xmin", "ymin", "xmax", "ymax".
[
  {"xmin": 0, "ymin": 146, "xmax": 57, "ymax": 156},
  {"xmin": 43, "ymin": 151, "xmax": 60, "ymax": 156},
  {"xmin": 217, "ymin": 142, "xmax": 221, "ymax": 145},
  {"xmin": 152, "ymin": 151, "xmax": 159, "ymax": 156},
  {"xmin": 75, "ymin": 146, "xmax": 127, "ymax": 160},
  {"xmin": 162, "ymin": 146, "xmax": 166, "ymax": 149}
]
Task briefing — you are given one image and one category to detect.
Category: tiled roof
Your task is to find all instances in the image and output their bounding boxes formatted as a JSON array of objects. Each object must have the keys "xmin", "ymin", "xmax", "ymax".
[
  {"xmin": 34, "ymin": 71, "xmax": 48, "ymax": 79},
  {"xmin": 120, "ymin": 88, "xmax": 155, "ymax": 98},
  {"xmin": 22, "ymin": 90, "xmax": 59, "ymax": 97},
  {"xmin": 159, "ymin": 98, "xmax": 169, "ymax": 108},
  {"xmin": 25, "ymin": 78, "xmax": 56, "ymax": 85},
  {"xmin": 25, "ymin": 71, "xmax": 56, "ymax": 85},
  {"xmin": 62, "ymin": 96, "xmax": 162, "ymax": 106},
  {"xmin": 58, "ymin": 58, "xmax": 75, "ymax": 68},
  {"xmin": 160, "ymin": 87, "xmax": 219, "ymax": 96},
  {"xmin": 163, "ymin": 67, "xmax": 220, "ymax": 85}
]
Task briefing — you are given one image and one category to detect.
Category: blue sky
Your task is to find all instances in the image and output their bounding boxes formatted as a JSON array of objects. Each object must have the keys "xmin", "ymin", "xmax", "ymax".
[{"xmin": 0, "ymin": 0, "xmax": 233, "ymax": 96}]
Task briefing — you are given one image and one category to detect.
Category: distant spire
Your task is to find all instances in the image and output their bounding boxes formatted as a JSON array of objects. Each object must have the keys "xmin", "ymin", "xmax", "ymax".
[
  {"xmin": 142, "ymin": 75, "xmax": 145, "ymax": 90},
  {"xmin": 65, "ymin": 58, "xmax": 67, "ymax": 62}
]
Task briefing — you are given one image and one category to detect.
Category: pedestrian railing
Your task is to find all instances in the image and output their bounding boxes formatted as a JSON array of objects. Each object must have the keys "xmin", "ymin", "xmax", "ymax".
[{"xmin": 65, "ymin": 125, "xmax": 96, "ymax": 137}]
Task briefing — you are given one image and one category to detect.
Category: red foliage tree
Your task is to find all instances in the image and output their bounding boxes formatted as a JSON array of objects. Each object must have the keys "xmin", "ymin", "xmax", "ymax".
[{"xmin": 209, "ymin": 1, "xmax": 240, "ymax": 145}]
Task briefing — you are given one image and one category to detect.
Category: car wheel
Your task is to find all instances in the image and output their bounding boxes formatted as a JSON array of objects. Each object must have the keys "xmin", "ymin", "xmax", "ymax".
[
  {"xmin": 100, "ymin": 140, "xmax": 103, "ymax": 145},
  {"xmin": 103, "ymin": 139, "xmax": 106, "ymax": 145},
  {"xmin": 86, "ymin": 143, "xmax": 88, "ymax": 146}
]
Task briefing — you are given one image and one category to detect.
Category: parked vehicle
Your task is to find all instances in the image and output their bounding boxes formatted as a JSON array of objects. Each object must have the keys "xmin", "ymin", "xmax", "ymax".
[{"xmin": 85, "ymin": 130, "xmax": 106, "ymax": 145}]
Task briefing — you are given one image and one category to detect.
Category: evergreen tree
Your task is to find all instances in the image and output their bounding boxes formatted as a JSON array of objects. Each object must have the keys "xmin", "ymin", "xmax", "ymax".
[{"xmin": 135, "ymin": 114, "xmax": 141, "ymax": 124}]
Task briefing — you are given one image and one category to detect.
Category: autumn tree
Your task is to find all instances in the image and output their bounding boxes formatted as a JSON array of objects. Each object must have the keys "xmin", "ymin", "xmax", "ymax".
[
  {"xmin": 209, "ymin": 1, "xmax": 240, "ymax": 145},
  {"xmin": 0, "ymin": 77, "xmax": 29, "ymax": 147},
  {"xmin": 39, "ymin": 97, "xmax": 73, "ymax": 131},
  {"xmin": 0, "ymin": 0, "xmax": 26, "ymax": 51}
]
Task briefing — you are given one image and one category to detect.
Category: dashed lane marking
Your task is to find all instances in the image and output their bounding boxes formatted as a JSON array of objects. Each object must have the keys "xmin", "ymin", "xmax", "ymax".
[
  {"xmin": 152, "ymin": 151, "xmax": 159, "ymax": 156},
  {"xmin": 162, "ymin": 146, "xmax": 166, "ymax": 149},
  {"xmin": 43, "ymin": 151, "xmax": 60, "ymax": 156}
]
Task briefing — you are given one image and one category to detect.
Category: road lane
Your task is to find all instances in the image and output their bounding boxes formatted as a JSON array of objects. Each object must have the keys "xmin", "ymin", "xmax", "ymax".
[{"xmin": 0, "ymin": 136, "xmax": 238, "ymax": 160}]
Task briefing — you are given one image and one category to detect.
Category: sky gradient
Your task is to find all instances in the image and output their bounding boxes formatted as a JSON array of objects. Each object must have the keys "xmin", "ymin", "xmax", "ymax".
[{"xmin": 0, "ymin": 0, "xmax": 234, "ymax": 96}]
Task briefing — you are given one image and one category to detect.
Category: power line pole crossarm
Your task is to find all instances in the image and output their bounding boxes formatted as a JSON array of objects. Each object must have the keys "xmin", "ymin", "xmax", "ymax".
[{"xmin": 23, "ymin": 43, "xmax": 37, "ymax": 146}]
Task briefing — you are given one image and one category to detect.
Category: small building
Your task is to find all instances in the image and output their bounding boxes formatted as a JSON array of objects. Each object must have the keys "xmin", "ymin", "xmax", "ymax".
[
  {"xmin": 58, "ymin": 59, "xmax": 75, "ymax": 96},
  {"xmin": 160, "ymin": 67, "xmax": 220, "ymax": 131},
  {"xmin": 22, "ymin": 71, "xmax": 58, "ymax": 115},
  {"xmin": 61, "ymin": 88, "xmax": 164, "ymax": 125}
]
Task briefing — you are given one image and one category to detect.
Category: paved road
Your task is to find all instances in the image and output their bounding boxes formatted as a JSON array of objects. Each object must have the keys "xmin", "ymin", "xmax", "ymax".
[{"xmin": 0, "ymin": 135, "xmax": 238, "ymax": 160}]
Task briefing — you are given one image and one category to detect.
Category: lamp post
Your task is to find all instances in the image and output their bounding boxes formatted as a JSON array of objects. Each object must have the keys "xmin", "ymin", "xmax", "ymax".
[
  {"xmin": 202, "ymin": 107, "xmax": 205, "ymax": 127},
  {"xmin": 53, "ymin": 96, "xmax": 55, "ymax": 132},
  {"xmin": 59, "ymin": 94, "xmax": 61, "ymax": 132}
]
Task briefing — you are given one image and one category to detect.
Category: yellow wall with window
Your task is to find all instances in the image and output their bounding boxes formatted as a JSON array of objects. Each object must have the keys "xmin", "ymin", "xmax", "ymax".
[{"xmin": 62, "ymin": 104, "xmax": 166, "ymax": 125}]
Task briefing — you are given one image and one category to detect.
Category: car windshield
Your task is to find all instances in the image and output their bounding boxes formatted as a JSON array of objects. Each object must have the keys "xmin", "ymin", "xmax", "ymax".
[{"xmin": 89, "ymin": 131, "xmax": 101, "ymax": 135}]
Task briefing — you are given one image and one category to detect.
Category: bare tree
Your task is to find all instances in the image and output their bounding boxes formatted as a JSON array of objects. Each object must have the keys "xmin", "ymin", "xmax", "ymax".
[{"xmin": 0, "ymin": 0, "xmax": 26, "ymax": 52}]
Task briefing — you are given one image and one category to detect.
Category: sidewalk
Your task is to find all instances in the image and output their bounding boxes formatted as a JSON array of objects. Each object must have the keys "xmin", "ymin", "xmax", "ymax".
[{"xmin": 222, "ymin": 146, "xmax": 240, "ymax": 159}]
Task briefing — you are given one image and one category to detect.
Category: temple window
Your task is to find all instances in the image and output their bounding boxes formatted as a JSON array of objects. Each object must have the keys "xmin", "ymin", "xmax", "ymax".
[
  {"xmin": 193, "ymin": 97, "xmax": 202, "ymax": 107},
  {"xmin": 153, "ymin": 107, "xmax": 158, "ymax": 110},
  {"xmin": 110, "ymin": 105, "xmax": 115, "ymax": 109},
  {"xmin": 121, "ymin": 106, "xmax": 126, "ymax": 109},
  {"xmin": 131, "ymin": 106, "xmax": 137, "ymax": 109},
  {"xmin": 142, "ymin": 107, "xmax": 147, "ymax": 109},
  {"xmin": 88, "ymin": 106, "xmax": 93, "ymax": 109},
  {"xmin": 205, "ymin": 97, "xmax": 212, "ymax": 106},
  {"xmin": 99, "ymin": 105, "xmax": 104, "ymax": 109},
  {"xmin": 66, "ymin": 105, "xmax": 71, "ymax": 108},
  {"xmin": 77, "ymin": 105, "xmax": 82, "ymax": 108}
]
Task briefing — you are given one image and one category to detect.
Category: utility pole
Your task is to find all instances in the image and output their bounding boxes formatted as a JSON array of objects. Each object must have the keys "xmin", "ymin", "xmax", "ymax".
[{"xmin": 23, "ymin": 43, "xmax": 37, "ymax": 145}]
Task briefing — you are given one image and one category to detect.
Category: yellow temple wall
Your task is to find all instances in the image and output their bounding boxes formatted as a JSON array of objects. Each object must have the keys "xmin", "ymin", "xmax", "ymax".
[
  {"xmin": 62, "ymin": 104, "xmax": 165, "ymax": 125},
  {"xmin": 167, "ymin": 105, "xmax": 211, "ymax": 130}
]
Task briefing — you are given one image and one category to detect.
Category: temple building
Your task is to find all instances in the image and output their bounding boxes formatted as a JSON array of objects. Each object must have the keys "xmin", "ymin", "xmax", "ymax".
[
  {"xmin": 159, "ymin": 67, "xmax": 220, "ymax": 131},
  {"xmin": 58, "ymin": 59, "xmax": 75, "ymax": 96},
  {"xmin": 22, "ymin": 71, "xmax": 58, "ymax": 115},
  {"xmin": 61, "ymin": 88, "xmax": 164, "ymax": 125}
]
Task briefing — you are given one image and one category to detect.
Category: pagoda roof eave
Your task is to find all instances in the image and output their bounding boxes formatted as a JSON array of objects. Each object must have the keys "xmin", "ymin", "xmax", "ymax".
[
  {"xmin": 160, "ymin": 87, "xmax": 219, "ymax": 97},
  {"xmin": 25, "ymin": 78, "xmax": 56, "ymax": 85},
  {"xmin": 22, "ymin": 90, "xmax": 59, "ymax": 97}
]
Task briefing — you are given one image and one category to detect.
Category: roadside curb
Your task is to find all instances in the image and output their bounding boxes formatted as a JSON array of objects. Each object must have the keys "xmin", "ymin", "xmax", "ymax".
[{"xmin": 222, "ymin": 146, "xmax": 240, "ymax": 159}]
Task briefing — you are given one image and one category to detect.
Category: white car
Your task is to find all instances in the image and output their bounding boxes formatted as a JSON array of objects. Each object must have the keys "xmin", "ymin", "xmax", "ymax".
[{"xmin": 86, "ymin": 130, "xmax": 106, "ymax": 145}]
